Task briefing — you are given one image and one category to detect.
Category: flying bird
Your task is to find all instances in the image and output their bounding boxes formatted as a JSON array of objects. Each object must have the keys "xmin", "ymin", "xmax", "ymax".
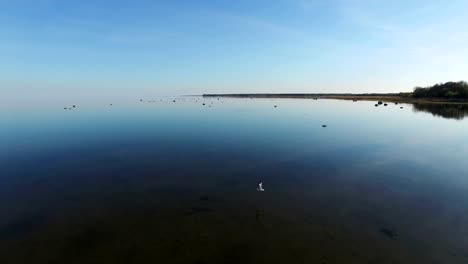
[{"xmin": 257, "ymin": 181, "xmax": 264, "ymax": 192}]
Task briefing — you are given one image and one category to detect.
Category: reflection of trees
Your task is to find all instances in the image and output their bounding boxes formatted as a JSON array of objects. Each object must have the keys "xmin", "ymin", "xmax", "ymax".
[{"xmin": 412, "ymin": 103, "xmax": 468, "ymax": 120}]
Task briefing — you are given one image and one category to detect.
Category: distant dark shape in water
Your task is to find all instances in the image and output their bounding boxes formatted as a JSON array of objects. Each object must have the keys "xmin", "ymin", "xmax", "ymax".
[
  {"xmin": 199, "ymin": 196, "xmax": 209, "ymax": 201},
  {"xmin": 274, "ymin": 105, "xmax": 277, "ymax": 108},
  {"xmin": 400, "ymin": 107, "xmax": 403, "ymax": 109},
  {"xmin": 209, "ymin": 105, "xmax": 211, "ymax": 107},
  {"xmin": 110, "ymin": 104, "xmax": 113, "ymax": 106},
  {"xmin": 140, "ymin": 99, "xmax": 143, "ymax": 102},
  {"xmin": 395, "ymin": 102, "xmax": 398, "ymax": 105},
  {"xmin": 322, "ymin": 125, "xmax": 327, "ymax": 128},
  {"xmin": 69, "ymin": 108, "xmax": 72, "ymax": 110},
  {"xmin": 256, "ymin": 208, "xmax": 264, "ymax": 222},
  {"xmin": 202, "ymin": 103, "xmax": 205, "ymax": 106},
  {"xmin": 375, "ymin": 104, "xmax": 378, "ymax": 107},
  {"xmin": 187, "ymin": 207, "xmax": 212, "ymax": 216},
  {"xmin": 64, "ymin": 107, "xmax": 67, "ymax": 110},
  {"xmin": 378, "ymin": 101, "xmax": 383, "ymax": 105},
  {"xmin": 0, "ymin": 213, "xmax": 46, "ymax": 239},
  {"xmin": 384, "ymin": 104, "xmax": 388, "ymax": 106},
  {"xmin": 353, "ymin": 99, "xmax": 357, "ymax": 102},
  {"xmin": 173, "ymin": 100, "xmax": 176, "ymax": 103},
  {"xmin": 73, "ymin": 105, "xmax": 76, "ymax": 108},
  {"xmin": 412, "ymin": 103, "xmax": 468, "ymax": 120},
  {"xmin": 380, "ymin": 228, "xmax": 399, "ymax": 239}
]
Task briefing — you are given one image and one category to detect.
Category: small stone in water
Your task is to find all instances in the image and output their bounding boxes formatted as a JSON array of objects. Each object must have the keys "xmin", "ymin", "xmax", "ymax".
[{"xmin": 380, "ymin": 228, "xmax": 399, "ymax": 239}]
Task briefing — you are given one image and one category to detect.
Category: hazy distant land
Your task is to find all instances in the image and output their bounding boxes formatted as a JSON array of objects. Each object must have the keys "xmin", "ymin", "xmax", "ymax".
[
  {"xmin": 204, "ymin": 81, "xmax": 468, "ymax": 104},
  {"xmin": 203, "ymin": 93, "xmax": 467, "ymax": 104}
]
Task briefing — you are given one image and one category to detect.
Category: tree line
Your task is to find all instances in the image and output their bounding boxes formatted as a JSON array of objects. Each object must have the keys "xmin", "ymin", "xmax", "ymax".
[{"xmin": 413, "ymin": 81, "xmax": 468, "ymax": 99}]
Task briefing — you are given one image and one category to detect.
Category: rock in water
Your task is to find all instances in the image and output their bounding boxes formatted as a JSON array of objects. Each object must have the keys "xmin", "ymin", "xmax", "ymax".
[{"xmin": 380, "ymin": 228, "xmax": 399, "ymax": 239}]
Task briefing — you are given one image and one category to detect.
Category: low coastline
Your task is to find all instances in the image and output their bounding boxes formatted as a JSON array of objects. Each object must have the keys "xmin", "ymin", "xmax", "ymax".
[{"xmin": 202, "ymin": 94, "xmax": 468, "ymax": 104}]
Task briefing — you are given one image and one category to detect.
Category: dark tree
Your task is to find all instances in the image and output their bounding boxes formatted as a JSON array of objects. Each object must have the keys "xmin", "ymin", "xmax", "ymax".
[{"xmin": 412, "ymin": 81, "xmax": 468, "ymax": 99}]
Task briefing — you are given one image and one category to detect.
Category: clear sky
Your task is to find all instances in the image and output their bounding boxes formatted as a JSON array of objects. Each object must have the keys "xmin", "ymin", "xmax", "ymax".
[{"xmin": 1, "ymin": 0, "xmax": 467, "ymax": 101}]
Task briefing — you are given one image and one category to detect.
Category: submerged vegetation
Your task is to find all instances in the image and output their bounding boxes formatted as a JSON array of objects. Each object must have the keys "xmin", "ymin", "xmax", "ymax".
[{"xmin": 413, "ymin": 81, "xmax": 468, "ymax": 100}]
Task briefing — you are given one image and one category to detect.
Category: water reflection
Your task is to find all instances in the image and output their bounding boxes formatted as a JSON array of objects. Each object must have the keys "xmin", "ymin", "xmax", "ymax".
[
  {"xmin": 2, "ymin": 98, "xmax": 468, "ymax": 264},
  {"xmin": 412, "ymin": 103, "xmax": 468, "ymax": 120}
]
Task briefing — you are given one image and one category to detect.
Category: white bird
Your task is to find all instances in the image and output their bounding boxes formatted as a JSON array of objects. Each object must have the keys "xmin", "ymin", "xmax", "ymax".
[{"xmin": 257, "ymin": 181, "xmax": 264, "ymax": 191}]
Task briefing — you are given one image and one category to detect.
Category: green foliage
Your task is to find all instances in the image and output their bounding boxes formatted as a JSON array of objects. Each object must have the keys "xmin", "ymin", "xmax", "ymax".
[{"xmin": 412, "ymin": 81, "xmax": 468, "ymax": 99}]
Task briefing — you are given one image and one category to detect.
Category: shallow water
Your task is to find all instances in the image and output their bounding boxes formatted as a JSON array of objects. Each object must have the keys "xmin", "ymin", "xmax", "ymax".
[{"xmin": 1, "ymin": 98, "xmax": 468, "ymax": 264}]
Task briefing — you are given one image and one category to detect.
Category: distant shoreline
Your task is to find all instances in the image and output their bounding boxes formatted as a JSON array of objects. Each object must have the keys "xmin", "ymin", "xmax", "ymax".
[{"xmin": 202, "ymin": 94, "xmax": 468, "ymax": 104}]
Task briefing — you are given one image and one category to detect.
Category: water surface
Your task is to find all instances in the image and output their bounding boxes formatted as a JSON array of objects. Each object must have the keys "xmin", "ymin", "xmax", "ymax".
[{"xmin": 1, "ymin": 98, "xmax": 468, "ymax": 264}]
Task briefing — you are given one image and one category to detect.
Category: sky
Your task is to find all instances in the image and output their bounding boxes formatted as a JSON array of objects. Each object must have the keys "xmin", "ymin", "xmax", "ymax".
[{"xmin": 1, "ymin": 0, "xmax": 467, "ymax": 101}]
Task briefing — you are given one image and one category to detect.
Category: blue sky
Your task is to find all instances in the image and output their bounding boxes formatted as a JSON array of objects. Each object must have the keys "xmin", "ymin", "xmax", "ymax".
[{"xmin": 1, "ymin": 0, "xmax": 467, "ymax": 100}]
